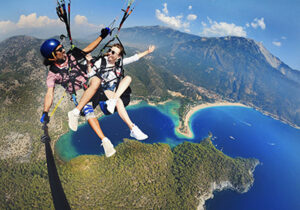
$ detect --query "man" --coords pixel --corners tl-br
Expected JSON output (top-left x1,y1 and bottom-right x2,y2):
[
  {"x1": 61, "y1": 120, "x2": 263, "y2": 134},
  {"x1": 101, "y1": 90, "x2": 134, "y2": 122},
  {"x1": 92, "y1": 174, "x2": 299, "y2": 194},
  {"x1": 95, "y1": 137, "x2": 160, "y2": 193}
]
[
  {"x1": 68, "y1": 43, "x2": 156, "y2": 140},
  {"x1": 40, "y1": 28, "x2": 116, "y2": 157}
]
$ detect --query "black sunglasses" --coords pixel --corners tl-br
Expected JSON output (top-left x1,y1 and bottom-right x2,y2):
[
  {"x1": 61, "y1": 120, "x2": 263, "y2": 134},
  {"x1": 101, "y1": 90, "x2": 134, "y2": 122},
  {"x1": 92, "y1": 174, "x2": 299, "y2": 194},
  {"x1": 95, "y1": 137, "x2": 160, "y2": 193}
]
[
  {"x1": 55, "y1": 46, "x2": 64, "y2": 53},
  {"x1": 107, "y1": 48, "x2": 117, "y2": 55}
]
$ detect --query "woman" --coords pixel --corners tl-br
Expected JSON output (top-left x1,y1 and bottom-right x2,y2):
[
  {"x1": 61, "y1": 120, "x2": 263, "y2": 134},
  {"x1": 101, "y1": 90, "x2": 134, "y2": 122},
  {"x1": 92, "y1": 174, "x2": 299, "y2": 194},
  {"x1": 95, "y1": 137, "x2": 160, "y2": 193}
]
[{"x1": 68, "y1": 43, "x2": 156, "y2": 140}]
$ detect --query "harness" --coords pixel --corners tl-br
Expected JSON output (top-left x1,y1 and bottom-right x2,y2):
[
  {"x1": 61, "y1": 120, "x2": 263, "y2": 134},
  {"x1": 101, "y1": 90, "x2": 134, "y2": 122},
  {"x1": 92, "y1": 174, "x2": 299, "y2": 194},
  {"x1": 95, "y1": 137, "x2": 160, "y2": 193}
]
[
  {"x1": 95, "y1": 56, "x2": 124, "y2": 90},
  {"x1": 50, "y1": 48, "x2": 88, "y2": 96}
]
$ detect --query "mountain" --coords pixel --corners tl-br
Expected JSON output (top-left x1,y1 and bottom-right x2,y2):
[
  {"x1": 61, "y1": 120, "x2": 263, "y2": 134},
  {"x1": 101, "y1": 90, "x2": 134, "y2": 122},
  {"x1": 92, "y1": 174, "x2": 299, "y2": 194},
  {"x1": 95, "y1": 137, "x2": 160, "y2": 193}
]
[
  {"x1": 0, "y1": 34, "x2": 207, "y2": 162},
  {"x1": 0, "y1": 29, "x2": 299, "y2": 159},
  {"x1": 119, "y1": 25, "x2": 199, "y2": 49},
  {"x1": 117, "y1": 26, "x2": 300, "y2": 127}
]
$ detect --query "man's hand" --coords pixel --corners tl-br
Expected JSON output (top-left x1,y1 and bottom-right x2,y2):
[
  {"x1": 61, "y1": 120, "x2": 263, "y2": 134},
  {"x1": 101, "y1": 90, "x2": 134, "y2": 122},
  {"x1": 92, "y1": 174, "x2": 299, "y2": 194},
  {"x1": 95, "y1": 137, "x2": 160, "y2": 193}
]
[
  {"x1": 100, "y1": 27, "x2": 111, "y2": 39},
  {"x1": 40, "y1": 112, "x2": 50, "y2": 124}
]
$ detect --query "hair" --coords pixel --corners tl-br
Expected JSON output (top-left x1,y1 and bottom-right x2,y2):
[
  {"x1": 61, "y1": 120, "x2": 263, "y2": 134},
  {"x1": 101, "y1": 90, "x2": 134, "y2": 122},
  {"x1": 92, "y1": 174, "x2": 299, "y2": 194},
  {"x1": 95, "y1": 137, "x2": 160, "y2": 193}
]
[
  {"x1": 111, "y1": 43, "x2": 124, "y2": 57},
  {"x1": 43, "y1": 58, "x2": 54, "y2": 66}
]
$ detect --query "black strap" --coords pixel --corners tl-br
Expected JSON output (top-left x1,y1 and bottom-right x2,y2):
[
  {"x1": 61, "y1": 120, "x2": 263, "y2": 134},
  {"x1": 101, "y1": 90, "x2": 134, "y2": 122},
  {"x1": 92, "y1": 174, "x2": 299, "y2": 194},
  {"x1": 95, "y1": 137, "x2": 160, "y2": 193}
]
[
  {"x1": 41, "y1": 124, "x2": 71, "y2": 210},
  {"x1": 49, "y1": 53, "x2": 88, "y2": 96},
  {"x1": 96, "y1": 57, "x2": 124, "y2": 86}
]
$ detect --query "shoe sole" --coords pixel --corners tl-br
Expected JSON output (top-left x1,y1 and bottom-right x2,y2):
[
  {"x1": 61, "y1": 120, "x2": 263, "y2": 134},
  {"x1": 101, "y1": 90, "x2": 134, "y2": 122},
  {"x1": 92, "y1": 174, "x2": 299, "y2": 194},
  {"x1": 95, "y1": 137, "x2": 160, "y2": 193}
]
[
  {"x1": 68, "y1": 112, "x2": 78, "y2": 131},
  {"x1": 130, "y1": 134, "x2": 148, "y2": 141},
  {"x1": 105, "y1": 149, "x2": 116, "y2": 157}
]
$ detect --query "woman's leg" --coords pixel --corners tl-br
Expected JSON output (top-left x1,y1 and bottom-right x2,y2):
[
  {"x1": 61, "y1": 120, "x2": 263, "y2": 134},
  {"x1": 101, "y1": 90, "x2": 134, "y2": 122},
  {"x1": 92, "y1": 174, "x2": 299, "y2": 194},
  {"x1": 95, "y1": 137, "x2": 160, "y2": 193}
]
[
  {"x1": 106, "y1": 76, "x2": 132, "y2": 114},
  {"x1": 116, "y1": 98, "x2": 134, "y2": 130},
  {"x1": 113, "y1": 76, "x2": 132, "y2": 99},
  {"x1": 104, "y1": 90, "x2": 134, "y2": 129},
  {"x1": 105, "y1": 90, "x2": 148, "y2": 140}
]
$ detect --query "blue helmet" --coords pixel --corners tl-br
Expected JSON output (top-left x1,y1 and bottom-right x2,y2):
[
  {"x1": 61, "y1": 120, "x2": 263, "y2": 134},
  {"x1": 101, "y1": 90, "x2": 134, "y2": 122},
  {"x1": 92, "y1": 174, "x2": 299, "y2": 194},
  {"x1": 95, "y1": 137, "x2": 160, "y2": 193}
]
[{"x1": 40, "y1": 39, "x2": 60, "y2": 59}]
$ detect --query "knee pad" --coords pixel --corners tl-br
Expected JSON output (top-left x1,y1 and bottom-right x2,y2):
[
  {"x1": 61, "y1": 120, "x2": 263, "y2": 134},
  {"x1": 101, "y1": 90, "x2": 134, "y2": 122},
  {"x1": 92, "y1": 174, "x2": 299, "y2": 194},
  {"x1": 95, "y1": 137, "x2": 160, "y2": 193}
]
[{"x1": 83, "y1": 104, "x2": 96, "y2": 120}]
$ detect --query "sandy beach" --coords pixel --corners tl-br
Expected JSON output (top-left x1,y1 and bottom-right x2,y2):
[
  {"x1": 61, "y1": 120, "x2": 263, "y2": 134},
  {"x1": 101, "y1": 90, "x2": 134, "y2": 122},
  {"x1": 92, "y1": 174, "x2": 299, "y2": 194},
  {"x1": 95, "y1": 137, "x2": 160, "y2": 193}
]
[{"x1": 176, "y1": 102, "x2": 249, "y2": 138}]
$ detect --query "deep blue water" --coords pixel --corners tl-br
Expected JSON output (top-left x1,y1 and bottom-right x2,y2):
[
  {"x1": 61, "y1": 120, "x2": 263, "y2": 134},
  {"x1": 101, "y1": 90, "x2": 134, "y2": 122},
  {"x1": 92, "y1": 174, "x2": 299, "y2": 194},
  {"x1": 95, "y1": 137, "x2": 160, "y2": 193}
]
[{"x1": 56, "y1": 104, "x2": 300, "y2": 210}]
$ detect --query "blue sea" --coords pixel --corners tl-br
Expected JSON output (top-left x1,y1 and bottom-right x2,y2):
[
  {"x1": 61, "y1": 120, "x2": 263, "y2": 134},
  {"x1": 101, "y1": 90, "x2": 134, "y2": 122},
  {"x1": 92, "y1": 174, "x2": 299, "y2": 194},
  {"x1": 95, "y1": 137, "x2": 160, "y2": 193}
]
[{"x1": 55, "y1": 101, "x2": 300, "y2": 210}]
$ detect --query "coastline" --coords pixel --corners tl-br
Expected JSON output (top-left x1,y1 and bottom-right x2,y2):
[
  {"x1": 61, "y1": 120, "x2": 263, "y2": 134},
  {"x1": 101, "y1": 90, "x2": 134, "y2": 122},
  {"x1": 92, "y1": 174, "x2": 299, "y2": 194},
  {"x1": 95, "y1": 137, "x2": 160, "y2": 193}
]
[
  {"x1": 176, "y1": 102, "x2": 249, "y2": 138},
  {"x1": 197, "y1": 181, "x2": 234, "y2": 210},
  {"x1": 197, "y1": 159, "x2": 259, "y2": 210}
]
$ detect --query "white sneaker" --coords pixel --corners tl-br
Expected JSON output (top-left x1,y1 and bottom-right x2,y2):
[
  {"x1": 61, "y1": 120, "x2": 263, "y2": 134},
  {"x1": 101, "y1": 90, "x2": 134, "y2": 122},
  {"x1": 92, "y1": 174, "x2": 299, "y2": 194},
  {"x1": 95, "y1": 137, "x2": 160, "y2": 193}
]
[
  {"x1": 68, "y1": 109, "x2": 80, "y2": 131},
  {"x1": 101, "y1": 137, "x2": 116, "y2": 157},
  {"x1": 130, "y1": 124, "x2": 148, "y2": 140},
  {"x1": 106, "y1": 98, "x2": 117, "y2": 114}
]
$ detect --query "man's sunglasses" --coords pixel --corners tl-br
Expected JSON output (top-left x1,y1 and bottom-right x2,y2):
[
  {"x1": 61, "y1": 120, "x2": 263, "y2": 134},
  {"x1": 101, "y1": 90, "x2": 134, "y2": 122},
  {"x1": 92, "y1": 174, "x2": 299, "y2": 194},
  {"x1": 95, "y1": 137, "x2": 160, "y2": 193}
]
[
  {"x1": 55, "y1": 46, "x2": 64, "y2": 53},
  {"x1": 107, "y1": 49, "x2": 117, "y2": 55}
]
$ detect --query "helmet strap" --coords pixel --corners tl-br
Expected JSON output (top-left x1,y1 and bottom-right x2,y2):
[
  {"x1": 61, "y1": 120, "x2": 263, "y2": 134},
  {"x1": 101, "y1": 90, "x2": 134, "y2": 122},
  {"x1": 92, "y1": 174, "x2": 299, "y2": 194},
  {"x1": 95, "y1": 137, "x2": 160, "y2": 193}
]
[{"x1": 48, "y1": 52, "x2": 57, "y2": 62}]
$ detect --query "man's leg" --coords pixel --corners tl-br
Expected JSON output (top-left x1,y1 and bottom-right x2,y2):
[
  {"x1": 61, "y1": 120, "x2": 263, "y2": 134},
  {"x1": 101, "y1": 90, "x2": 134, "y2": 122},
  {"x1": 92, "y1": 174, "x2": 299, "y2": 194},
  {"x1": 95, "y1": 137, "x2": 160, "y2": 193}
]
[
  {"x1": 84, "y1": 103, "x2": 116, "y2": 157},
  {"x1": 78, "y1": 77, "x2": 101, "y2": 111},
  {"x1": 87, "y1": 117, "x2": 105, "y2": 139},
  {"x1": 68, "y1": 77, "x2": 101, "y2": 131}
]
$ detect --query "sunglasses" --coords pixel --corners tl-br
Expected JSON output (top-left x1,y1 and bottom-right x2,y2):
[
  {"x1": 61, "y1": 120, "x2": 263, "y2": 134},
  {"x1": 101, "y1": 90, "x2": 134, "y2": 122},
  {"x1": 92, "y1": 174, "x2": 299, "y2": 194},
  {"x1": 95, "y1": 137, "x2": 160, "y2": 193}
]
[
  {"x1": 107, "y1": 49, "x2": 117, "y2": 55},
  {"x1": 55, "y1": 46, "x2": 64, "y2": 53}
]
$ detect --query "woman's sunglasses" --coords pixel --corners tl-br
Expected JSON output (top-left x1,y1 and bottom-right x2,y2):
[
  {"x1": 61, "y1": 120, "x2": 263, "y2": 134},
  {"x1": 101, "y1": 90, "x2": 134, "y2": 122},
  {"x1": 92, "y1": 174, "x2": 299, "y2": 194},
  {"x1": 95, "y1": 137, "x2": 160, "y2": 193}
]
[{"x1": 107, "y1": 49, "x2": 117, "y2": 55}]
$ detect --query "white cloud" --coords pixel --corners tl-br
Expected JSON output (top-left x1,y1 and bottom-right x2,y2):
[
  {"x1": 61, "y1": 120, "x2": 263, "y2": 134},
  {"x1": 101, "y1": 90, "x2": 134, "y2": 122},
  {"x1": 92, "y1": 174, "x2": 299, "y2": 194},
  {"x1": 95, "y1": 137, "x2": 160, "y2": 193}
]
[
  {"x1": 272, "y1": 41, "x2": 281, "y2": 46},
  {"x1": 281, "y1": 36, "x2": 287, "y2": 40},
  {"x1": 74, "y1": 15, "x2": 100, "y2": 29},
  {"x1": 155, "y1": 9, "x2": 183, "y2": 28},
  {"x1": 251, "y1": 17, "x2": 266, "y2": 30},
  {"x1": 188, "y1": 5, "x2": 192, "y2": 10},
  {"x1": 184, "y1": 28, "x2": 191, "y2": 33},
  {"x1": 0, "y1": 13, "x2": 103, "y2": 41},
  {"x1": 162, "y1": 3, "x2": 168, "y2": 14},
  {"x1": 74, "y1": 15, "x2": 88, "y2": 25},
  {"x1": 187, "y1": 14, "x2": 197, "y2": 21},
  {"x1": 0, "y1": 13, "x2": 62, "y2": 34},
  {"x1": 17, "y1": 13, "x2": 61, "y2": 28},
  {"x1": 0, "y1": 20, "x2": 15, "y2": 33},
  {"x1": 245, "y1": 23, "x2": 250, "y2": 27},
  {"x1": 0, "y1": 13, "x2": 64, "y2": 40},
  {"x1": 200, "y1": 18, "x2": 247, "y2": 37},
  {"x1": 155, "y1": 3, "x2": 195, "y2": 32}
]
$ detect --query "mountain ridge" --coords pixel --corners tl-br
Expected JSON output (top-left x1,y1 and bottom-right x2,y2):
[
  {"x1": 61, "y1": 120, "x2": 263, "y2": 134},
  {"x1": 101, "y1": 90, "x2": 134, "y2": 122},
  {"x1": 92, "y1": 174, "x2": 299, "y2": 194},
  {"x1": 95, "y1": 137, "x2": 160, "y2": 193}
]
[{"x1": 111, "y1": 26, "x2": 299, "y2": 126}]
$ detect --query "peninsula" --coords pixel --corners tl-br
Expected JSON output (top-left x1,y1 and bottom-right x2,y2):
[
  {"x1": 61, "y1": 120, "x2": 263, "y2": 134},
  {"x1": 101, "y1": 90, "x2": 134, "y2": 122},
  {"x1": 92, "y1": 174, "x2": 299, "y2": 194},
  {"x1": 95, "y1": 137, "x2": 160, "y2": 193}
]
[
  {"x1": 0, "y1": 136, "x2": 259, "y2": 209},
  {"x1": 176, "y1": 102, "x2": 249, "y2": 138}
]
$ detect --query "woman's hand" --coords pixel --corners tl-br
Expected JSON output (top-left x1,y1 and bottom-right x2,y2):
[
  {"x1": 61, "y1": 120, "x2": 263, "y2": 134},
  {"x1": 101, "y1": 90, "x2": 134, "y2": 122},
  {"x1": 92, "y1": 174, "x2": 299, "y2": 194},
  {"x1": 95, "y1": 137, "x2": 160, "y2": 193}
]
[{"x1": 148, "y1": 45, "x2": 156, "y2": 53}]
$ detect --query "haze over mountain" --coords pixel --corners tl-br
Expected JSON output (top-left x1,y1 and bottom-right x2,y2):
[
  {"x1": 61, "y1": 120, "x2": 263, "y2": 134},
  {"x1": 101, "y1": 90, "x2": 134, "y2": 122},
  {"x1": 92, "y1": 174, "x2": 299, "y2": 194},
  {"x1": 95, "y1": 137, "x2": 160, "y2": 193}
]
[
  {"x1": 118, "y1": 26, "x2": 300, "y2": 127},
  {"x1": 1, "y1": 25, "x2": 299, "y2": 138}
]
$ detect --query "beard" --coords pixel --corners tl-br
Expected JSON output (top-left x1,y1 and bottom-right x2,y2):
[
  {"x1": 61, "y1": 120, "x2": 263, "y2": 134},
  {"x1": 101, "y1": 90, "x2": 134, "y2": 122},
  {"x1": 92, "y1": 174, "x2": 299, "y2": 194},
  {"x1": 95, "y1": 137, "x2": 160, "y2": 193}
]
[{"x1": 56, "y1": 55, "x2": 66, "y2": 64}]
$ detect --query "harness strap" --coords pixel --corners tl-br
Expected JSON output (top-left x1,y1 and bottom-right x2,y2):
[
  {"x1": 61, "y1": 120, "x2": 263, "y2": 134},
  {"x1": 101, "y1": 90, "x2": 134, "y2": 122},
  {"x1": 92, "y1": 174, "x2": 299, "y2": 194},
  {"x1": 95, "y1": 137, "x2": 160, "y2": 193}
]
[{"x1": 96, "y1": 57, "x2": 124, "y2": 87}]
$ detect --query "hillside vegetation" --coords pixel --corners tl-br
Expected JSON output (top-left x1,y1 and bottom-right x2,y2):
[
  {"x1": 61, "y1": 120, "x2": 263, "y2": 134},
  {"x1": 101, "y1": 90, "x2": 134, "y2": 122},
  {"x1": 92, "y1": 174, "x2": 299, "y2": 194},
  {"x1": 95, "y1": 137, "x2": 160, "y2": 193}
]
[{"x1": 0, "y1": 138, "x2": 258, "y2": 209}]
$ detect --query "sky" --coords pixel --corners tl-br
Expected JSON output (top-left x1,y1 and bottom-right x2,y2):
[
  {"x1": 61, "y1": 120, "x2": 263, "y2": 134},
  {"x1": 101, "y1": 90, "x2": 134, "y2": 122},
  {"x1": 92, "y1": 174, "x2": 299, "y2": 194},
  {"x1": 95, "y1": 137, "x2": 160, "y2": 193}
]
[{"x1": 0, "y1": 0, "x2": 299, "y2": 70}]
